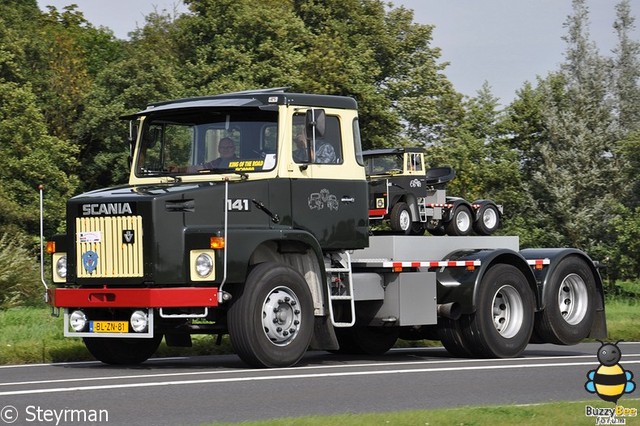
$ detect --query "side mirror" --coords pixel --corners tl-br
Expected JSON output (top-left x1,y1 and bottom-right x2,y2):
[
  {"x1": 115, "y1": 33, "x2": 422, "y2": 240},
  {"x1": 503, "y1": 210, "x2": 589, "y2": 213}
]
[{"x1": 305, "y1": 109, "x2": 325, "y2": 139}]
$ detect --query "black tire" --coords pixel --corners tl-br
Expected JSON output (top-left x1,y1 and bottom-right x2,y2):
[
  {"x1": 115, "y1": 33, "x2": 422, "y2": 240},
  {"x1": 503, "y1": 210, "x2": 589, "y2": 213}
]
[
  {"x1": 460, "y1": 264, "x2": 534, "y2": 358},
  {"x1": 426, "y1": 223, "x2": 446, "y2": 236},
  {"x1": 83, "y1": 335, "x2": 163, "y2": 365},
  {"x1": 227, "y1": 262, "x2": 313, "y2": 368},
  {"x1": 473, "y1": 204, "x2": 501, "y2": 235},
  {"x1": 445, "y1": 205, "x2": 473, "y2": 236},
  {"x1": 438, "y1": 317, "x2": 474, "y2": 357},
  {"x1": 409, "y1": 221, "x2": 425, "y2": 236},
  {"x1": 334, "y1": 325, "x2": 399, "y2": 355},
  {"x1": 533, "y1": 256, "x2": 596, "y2": 345},
  {"x1": 390, "y1": 202, "x2": 412, "y2": 234}
]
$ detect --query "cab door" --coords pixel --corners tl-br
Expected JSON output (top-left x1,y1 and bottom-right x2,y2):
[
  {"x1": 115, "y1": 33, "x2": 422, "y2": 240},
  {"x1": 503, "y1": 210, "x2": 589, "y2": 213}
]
[{"x1": 288, "y1": 110, "x2": 368, "y2": 250}]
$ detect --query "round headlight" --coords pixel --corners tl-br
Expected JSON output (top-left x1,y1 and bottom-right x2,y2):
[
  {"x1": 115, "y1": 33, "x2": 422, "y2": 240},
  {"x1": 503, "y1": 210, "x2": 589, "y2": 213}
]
[
  {"x1": 195, "y1": 253, "x2": 213, "y2": 278},
  {"x1": 130, "y1": 310, "x2": 149, "y2": 333},
  {"x1": 56, "y1": 255, "x2": 67, "y2": 278},
  {"x1": 69, "y1": 310, "x2": 87, "y2": 332}
]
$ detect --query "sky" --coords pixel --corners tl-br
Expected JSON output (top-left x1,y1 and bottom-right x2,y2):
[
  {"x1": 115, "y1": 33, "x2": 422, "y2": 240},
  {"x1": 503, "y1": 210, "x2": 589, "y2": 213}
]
[{"x1": 35, "y1": 0, "x2": 639, "y2": 105}]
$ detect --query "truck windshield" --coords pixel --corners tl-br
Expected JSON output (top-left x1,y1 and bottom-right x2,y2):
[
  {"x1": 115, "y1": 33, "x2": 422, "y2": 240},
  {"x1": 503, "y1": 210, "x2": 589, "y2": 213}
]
[
  {"x1": 364, "y1": 154, "x2": 403, "y2": 176},
  {"x1": 135, "y1": 108, "x2": 278, "y2": 177}
]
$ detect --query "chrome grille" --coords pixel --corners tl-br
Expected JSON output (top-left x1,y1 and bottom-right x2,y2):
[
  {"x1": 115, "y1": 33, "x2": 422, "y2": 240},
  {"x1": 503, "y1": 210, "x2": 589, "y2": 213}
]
[{"x1": 76, "y1": 216, "x2": 144, "y2": 278}]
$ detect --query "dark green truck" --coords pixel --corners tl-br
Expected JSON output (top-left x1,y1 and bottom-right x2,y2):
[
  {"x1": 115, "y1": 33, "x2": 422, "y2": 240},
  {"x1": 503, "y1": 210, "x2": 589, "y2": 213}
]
[{"x1": 45, "y1": 89, "x2": 606, "y2": 367}]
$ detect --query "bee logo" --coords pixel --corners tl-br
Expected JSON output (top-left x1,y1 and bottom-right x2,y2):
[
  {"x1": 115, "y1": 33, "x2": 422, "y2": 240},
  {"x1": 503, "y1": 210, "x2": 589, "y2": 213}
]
[{"x1": 585, "y1": 340, "x2": 635, "y2": 404}]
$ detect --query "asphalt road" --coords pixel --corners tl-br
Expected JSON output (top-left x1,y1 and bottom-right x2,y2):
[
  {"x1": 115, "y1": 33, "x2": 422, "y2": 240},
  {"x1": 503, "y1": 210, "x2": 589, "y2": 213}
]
[{"x1": 1, "y1": 342, "x2": 639, "y2": 426}]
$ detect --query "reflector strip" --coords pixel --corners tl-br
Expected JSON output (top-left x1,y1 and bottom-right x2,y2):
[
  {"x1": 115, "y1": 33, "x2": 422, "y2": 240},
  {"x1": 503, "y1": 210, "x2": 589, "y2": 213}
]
[
  {"x1": 527, "y1": 258, "x2": 551, "y2": 270},
  {"x1": 384, "y1": 260, "x2": 481, "y2": 269},
  {"x1": 527, "y1": 259, "x2": 551, "y2": 267},
  {"x1": 426, "y1": 203, "x2": 454, "y2": 208}
]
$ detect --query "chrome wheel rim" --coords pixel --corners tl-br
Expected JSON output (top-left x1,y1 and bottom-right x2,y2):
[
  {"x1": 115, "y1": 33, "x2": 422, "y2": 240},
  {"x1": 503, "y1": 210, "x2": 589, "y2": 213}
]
[
  {"x1": 492, "y1": 285, "x2": 524, "y2": 338},
  {"x1": 262, "y1": 286, "x2": 301, "y2": 346},
  {"x1": 558, "y1": 273, "x2": 588, "y2": 325}
]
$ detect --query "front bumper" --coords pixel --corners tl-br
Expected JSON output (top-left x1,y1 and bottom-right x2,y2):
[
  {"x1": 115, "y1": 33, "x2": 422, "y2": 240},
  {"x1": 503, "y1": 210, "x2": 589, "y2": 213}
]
[{"x1": 48, "y1": 287, "x2": 219, "y2": 308}]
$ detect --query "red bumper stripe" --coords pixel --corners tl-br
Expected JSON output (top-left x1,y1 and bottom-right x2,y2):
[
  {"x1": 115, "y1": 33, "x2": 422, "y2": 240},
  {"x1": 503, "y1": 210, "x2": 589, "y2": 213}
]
[
  {"x1": 368, "y1": 209, "x2": 387, "y2": 217},
  {"x1": 49, "y1": 287, "x2": 219, "y2": 308}
]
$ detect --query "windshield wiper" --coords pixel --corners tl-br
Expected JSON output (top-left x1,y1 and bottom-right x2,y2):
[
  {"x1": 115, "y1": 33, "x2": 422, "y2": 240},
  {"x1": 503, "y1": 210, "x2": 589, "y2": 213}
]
[
  {"x1": 139, "y1": 170, "x2": 181, "y2": 182},
  {"x1": 197, "y1": 168, "x2": 249, "y2": 180}
]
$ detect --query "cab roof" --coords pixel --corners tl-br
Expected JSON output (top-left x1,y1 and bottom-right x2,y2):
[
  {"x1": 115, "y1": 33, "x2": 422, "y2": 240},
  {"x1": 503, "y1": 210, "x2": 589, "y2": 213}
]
[
  {"x1": 121, "y1": 88, "x2": 358, "y2": 119},
  {"x1": 362, "y1": 147, "x2": 425, "y2": 157}
]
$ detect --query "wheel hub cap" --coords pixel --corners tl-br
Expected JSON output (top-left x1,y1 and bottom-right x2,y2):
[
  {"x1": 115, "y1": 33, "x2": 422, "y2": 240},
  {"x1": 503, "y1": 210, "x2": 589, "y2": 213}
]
[
  {"x1": 399, "y1": 210, "x2": 411, "y2": 230},
  {"x1": 492, "y1": 285, "x2": 524, "y2": 338},
  {"x1": 262, "y1": 287, "x2": 301, "y2": 346},
  {"x1": 482, "y1": 208, "x2": 497, "y2": 228},
  {"x1": 558, "y1": 273, "x2": 588, "y2": 325}
]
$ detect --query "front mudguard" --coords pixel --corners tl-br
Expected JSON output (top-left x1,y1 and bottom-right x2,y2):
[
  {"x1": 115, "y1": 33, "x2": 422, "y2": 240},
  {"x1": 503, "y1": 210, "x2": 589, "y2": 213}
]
[
  {"x1": 185, "y1": 227, "x2": 325, "y2": 284},
  {"x1": 443, "y1": 197, "x2": 472, "y2": 222}
]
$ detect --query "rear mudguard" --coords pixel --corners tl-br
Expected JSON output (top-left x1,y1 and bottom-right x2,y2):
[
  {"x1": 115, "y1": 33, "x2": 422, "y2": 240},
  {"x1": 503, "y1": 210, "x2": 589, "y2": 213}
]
[
  {"x1": 444, "y1": 197, "x2": 473, "y2": 222},
  {"x1": 435, "y1": 248, "x2": 539, "y2": 315},
  {"x1": 435, "y1": 247, "x2": 606, "y2": 340},
  {"x1": 471, "y1": 199, "x2": 503, "y2": 219},
  {"x1": 520, "y1": 248, "x2": 606, "y2": 339}
]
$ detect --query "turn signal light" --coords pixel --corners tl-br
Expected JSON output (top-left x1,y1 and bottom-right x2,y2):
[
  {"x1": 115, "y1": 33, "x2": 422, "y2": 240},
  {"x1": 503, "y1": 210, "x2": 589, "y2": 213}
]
[
  {"x1": 46, "y1": 241, "x2": 56, "y2": 253},
  {"x1": 210, "y1": 236, "x2": 225, "y2": 249}
]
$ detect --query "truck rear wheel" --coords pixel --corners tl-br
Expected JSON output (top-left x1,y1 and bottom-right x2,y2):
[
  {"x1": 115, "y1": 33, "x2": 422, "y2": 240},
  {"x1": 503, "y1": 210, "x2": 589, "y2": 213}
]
[
  {"x1": 533, "y1": 256, "x2": 596, "y2": 345},
  {"x1": 390, "y1": 202, "x2": 412, "y2": 234},
  {"x1": 473, "y1": 204, "x2": 501, "y2": 235},
  {"x1": 461, "y1": 264, "x2": 534, "y2": 358},
  {"x1": 445, "y1": 205, "x2": 472, "y2": 236},
  {"x1": 83, "y1": 335, "x2": 162, "y2": 365},
  {"x1": 439, "y1": 317, "x2": 473, "y2": 357},
  {"x1": 228, "y1": 262, "x2": 313, "y2": 368}
]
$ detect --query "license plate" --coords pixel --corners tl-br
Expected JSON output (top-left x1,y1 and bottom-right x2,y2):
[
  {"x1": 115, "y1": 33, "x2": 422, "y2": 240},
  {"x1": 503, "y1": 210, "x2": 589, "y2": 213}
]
[{"x1": 90, "y1": 321, "x2": 129, "y2": 333}]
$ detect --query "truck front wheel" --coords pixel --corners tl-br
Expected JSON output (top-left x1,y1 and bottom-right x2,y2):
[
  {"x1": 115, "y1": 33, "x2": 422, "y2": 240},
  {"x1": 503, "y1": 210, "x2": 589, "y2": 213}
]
[
  {"x1": 228, "y1": 262, "x2": 313, "y2": 368},
  {"x1": 83, "y1": 335, "x2": 162, "y2": 365},
  {"x1": 461, "y1": 264, "x2": 534, "y2": 358},
  {"x1": 390, "y1": 202, "x2": 412, "y2": 234},
  {"x1": 533, "y1": 256, "x2": 596, "y2": 345}
]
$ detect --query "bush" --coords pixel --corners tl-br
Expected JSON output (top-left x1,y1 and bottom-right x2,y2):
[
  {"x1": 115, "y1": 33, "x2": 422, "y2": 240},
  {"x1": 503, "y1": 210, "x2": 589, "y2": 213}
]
[{"x1": 0, "y1": 234, "x2": 44, "y2": 309}]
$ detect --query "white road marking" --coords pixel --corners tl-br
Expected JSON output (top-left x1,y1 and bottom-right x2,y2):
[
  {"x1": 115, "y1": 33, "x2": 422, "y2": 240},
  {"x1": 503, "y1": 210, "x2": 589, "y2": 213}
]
[
  {"x1": 3, "y1": 353, "x2": 639, "y2": 388},
  {"x1": 2, "y1": 359, "x2": 640, "y2": 397}
]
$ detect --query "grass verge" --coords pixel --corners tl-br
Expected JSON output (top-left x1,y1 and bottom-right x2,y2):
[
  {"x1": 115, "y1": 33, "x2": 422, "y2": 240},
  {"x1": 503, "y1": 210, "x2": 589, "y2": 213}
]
[
  {"x1": 0, "y1": 281, "x2": 638, "y2": 365},
  {"x1": 205, "y1": 400, "x2": 640, "y2": 426}
]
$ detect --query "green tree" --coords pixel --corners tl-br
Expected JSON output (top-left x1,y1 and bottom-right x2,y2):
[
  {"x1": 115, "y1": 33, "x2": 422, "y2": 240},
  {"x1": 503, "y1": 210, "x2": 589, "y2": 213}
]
[
  {"x1": 178, "y1": 0, "x2": 459, "y2": 149},
  {"x1": 611, "y1": 0, "x2": 640, "y2": 134},
  {"x1": 516, "y1": 0, "x2": 616, "y2": 251},
  {"x1": 0, "y1": 81, "x2": 78, "y2": 237},
  {"x1": 73, "y1": 9, "x2": 184, "y2": 190},
  {"x1": 610, "y1": 0, "x2": 640, "y2": 208},
  {"x1": 500, "y1": 81, "x2": 565, "y2": 247}
]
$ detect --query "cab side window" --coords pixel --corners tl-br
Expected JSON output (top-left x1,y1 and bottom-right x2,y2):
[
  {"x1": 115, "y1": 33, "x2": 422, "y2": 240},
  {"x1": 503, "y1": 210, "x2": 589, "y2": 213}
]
[{"x1": 292, "y1": 113, "x2": 342, "y2": 164}]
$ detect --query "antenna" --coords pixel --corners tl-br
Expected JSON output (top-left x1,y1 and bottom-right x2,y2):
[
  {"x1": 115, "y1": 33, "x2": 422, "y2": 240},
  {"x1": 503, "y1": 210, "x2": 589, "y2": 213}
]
[{"x1": 38, "y1": 185, "x2": 49, "y2": 301}]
